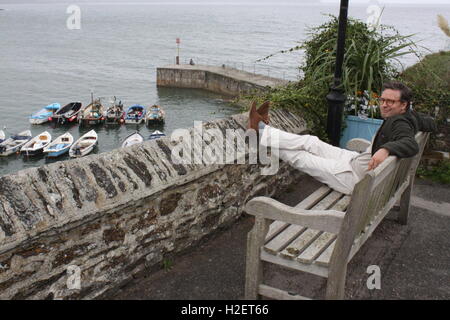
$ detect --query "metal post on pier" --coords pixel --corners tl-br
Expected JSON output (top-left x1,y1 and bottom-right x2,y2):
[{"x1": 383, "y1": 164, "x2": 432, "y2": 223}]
[{"x1": 176, "y1": 38, "x2": 180, "y2": 65}]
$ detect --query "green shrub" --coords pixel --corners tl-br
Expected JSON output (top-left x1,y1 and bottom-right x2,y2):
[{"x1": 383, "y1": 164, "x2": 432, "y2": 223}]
[
  {"x1": 417, "y1": 160, "x2": 450, "y2": 185},
  {"x1": 249, "y1": 15, "x2": 418, "y2": 140}
]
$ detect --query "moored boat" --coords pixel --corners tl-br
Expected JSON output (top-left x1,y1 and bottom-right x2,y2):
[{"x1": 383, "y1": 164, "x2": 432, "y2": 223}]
[
  {"x1": 148, "y1": 130, "x2": 166, "y2": 140},
  {"x1": 43, "y1": 132, "x2": 74, "y2": 158},
  {"x1": 69, "y1": 130, "x2": 98, "y2": 157},
  {"x1": 145, "y1": 105, "x2": 165, "y2": 125},
  {"x1": 105, "y1": 97, "x2": 125, "y2": 125},
  {"x1": 0, "y1": 130, "x2": 32, "y2": 156},
  {"x1": 79, "y1": 99, "x2": 106, "y2": 126},
  {"x1": 124, "y1": 104, "x2": 146, "y2": 124},
  {"x1": 29, "y1": 103, "x2": 60, "y2": 125},
  {"x1": 50, "y1": 102, "x2": 82, "y2": 125},
  {"x1": 122, "y1": 131, "x2": 144, "y2": 148},
  {"x1": 20, "y1": 131, "x2": 52, "y2": 156}
]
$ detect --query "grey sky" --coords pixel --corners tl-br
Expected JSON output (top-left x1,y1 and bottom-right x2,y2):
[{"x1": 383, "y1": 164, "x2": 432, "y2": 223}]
[{"x1": 1, "y1": 0, "x2": 449, "y2": 4}]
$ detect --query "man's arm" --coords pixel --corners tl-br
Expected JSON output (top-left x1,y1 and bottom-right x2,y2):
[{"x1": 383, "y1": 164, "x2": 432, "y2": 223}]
[
  {"x1": 368, "y1": 118, "x2": 419, "y2": 170},
  {"x1": 380, "y1": 118, "x2": 419, "y2": 158}
]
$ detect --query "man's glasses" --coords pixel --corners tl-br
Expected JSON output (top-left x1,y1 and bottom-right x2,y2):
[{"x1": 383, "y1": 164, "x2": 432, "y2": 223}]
[{"x1": 377, "y1": 98, "x2": 402, "y2": 106}]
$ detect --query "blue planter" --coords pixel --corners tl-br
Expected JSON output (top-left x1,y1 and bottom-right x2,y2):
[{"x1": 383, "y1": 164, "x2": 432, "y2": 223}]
[{"x1": 340, "y1": 115, "x2": 383, "y2": 149}]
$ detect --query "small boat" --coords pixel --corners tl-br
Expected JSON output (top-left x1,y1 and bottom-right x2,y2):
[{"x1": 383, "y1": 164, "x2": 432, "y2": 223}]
[
  {"x1": 50, "y1": 102, "x2": 83, "y2": 124},
  {"x1": 124, "y1": 105, "x2": 146, "y2": 124},
  {"x1": 122, "y1": 131, "x2": 144, "y2": 148},
  {"x1": 43, "y1": 132, "x2": 74, "y2": 158},
  {"x1": 148, "y1": 130, "x2": 166, "y2": 140},
  {"x1": 145, "y1": 105, "x2": 165, "y2": 125},
  {"x1": 79, "y1": 98, "x2": 106, "y2": 126},
  {"x1": 0, "y1": 130, "x2": 32, "y2": 156},
  {"x1": 29, "y1": 103, "x2": 61, "y2": 125},
  {"x1": 69, "y1": 130, "x2": 98, "y2": 158},
  {"x1": 0, "y1": 130, "x2": 5, "y2": 144},
  {"x1": 20, "y1": 131, "x2": 52, "y2": 156},
  {"x1": 105, "y1": 97, "x2": 125, "y2": 125}
]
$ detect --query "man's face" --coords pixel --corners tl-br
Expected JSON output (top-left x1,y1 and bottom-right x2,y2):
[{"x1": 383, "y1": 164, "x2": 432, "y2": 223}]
[{"x1": 379, "y1": 89, "x2": 408, "y2": 119}]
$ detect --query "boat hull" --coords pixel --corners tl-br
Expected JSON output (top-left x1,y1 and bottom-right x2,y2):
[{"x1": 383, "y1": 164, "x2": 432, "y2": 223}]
[
  {"x1": 80, "y1": 118, "x2": 105, "y2": 126},
  {"x1": 29, "y1": 118, "x2": 49, "y2": 125},
  {"x1": 45, "y1": 147, "x2": 70, "y2": 158},
  {"x1": 0, "y1": 144, "x2": 26, "y2": 156},
  {"x1": 124, "y1": 118, "x2": 144, "y2": 124},
  {"x1": 69, "y1": 144, "x2": 96, "y2": 157},
  {"x1": 21, "y1": 148, "x2": 45, "y2": 157}
]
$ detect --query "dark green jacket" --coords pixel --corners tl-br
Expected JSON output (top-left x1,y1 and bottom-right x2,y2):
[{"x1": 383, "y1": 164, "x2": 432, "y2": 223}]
[{"x1": 371, "y1": 109, "x2": 437, "y2": 158}]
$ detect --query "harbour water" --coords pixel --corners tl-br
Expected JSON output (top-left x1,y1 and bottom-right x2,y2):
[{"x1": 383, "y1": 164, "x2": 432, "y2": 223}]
[{"x1": 0, "y1": 1, "x2": 448, "y2": 176}]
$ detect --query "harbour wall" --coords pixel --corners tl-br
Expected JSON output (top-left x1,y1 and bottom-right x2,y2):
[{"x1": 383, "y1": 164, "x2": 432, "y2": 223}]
[
  {"x1": 156, "y1": 64, "x2": 289, "y2": 96},
  {"x1": 0, "y1": 109, "x2": 307, "y2": 299}
]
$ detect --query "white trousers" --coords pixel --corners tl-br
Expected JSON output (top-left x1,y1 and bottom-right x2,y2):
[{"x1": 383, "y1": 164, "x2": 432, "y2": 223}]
[{"x1": 260, "y1": 126, "x2": 370, "y2": 195}]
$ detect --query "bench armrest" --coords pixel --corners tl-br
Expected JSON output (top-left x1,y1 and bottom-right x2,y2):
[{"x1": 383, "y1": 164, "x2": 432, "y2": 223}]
[{"x1": 245, "y1": 196, "x2": 345, "y2": 234}]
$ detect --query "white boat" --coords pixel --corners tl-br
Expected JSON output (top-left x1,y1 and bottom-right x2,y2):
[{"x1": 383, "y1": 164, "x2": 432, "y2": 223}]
[
  {"x1": 20, "y1": 131, "x2": 52, "y2": 156},
  {"x1": 0, "y1": 130, "x2": 32, "y2": 156},
  {"x1": 148, "y1": 130, "x2": 166, "y2": 140},
  {"x1": 69, "y1": 130, "x2": 98, "y2": 158},
  {"x1": 122, "y1": 131, "x2": 144, "y2": 148},
  {"x1": 29, "y1": 103, "x2": 61, "y2": 125},
  {"x1": 43, "y1": 132, "x2": 74, "y2": 158},
  {"x1": 0, "y1": 130, "x2": 5, "y2": 143}
]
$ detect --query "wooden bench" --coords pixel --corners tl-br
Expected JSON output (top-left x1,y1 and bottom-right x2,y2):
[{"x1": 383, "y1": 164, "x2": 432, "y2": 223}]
[{"x1": 244, "y1": 132, "x2": 429, "y2": 300}]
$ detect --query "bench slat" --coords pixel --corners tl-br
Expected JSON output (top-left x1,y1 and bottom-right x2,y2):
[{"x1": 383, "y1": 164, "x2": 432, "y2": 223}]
[
  {"x1": 315, "y1": 239, "x2": 336, "y2": 267},
  {"x1": 264, "y1": 225, "x2": 306, "y2": 254},
  {"x1": 274, "y1": 194, "x2": 351, "y2": 261},
  {"x1": 265, "y1": 186, "x2": 331, "y2": 242},
  {"x1": 264, "y1": 189, "x2": 343, "y2": 254},
  {"x1": 297, "y1": 232, "x2": 337, "y2": 264},
  {"x1": 280, "y1": 229, "x2": 322, "y2": 259}
]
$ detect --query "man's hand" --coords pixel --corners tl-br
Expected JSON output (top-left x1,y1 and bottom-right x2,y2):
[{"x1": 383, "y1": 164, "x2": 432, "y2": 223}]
[{"x1": 368, "y1": 148, "x2": 390, "y2": 171}]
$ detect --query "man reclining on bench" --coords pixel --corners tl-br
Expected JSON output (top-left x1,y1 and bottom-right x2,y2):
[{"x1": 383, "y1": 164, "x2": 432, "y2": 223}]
[{"x1": 248, "y1": 81, "x2": 437, "y2": 195}]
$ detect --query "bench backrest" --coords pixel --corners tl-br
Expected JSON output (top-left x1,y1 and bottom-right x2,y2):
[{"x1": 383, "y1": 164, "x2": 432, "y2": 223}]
[{"x1": 329, "y1": 132, "x2": 429, "y2": 271}]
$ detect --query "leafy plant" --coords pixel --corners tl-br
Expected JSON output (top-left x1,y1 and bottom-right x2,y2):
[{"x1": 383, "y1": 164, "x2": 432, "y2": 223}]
[
  {"x1": 250, "y1": 15, "x2": 418, "y2": 140},
  {"x1": 417, "y1": 160, "x2": 450, "y2": 185}
]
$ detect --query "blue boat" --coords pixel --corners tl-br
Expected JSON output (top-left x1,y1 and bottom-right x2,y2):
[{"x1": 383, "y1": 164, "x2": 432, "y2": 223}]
[
  {"x1": 29, "y1": 103, "x2": 61, "y2": 125},
  {"x1": 43, "y1": 132, "x2": 74, "y2": 158},
  {"x1": 124, "y1": 105, "x2": 146, "y2": 124}
]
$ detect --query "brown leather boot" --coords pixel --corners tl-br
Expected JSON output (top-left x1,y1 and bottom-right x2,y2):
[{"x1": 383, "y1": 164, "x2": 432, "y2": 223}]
[
  {"x1": 247, "y1": 101, "x2": 264, "y2": 130},
  {"x1": 257, "y1": 101, "x2": 270, "y2": 124}
]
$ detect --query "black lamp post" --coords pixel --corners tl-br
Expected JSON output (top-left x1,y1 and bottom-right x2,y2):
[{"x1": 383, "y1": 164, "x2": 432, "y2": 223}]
[{"x1": 326, "y1": 0, "x2": 349, "y2": 146}]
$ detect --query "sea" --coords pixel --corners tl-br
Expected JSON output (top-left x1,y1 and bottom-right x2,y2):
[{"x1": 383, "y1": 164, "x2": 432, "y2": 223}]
[{"x1": 0, "y1": 1, "x2": 449, "y2": 176}]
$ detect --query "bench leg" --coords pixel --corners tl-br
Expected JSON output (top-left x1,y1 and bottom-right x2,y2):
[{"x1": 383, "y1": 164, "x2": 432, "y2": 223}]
[
  {"x1": 245, "y1": 217, "x2": 269, "y2": 299},
  {"x1": 325, "y1": 264, "x2": 347, "y2": 300},
  {"x1": 398, "y1": 181, "x2": 413, "y2": 225}
]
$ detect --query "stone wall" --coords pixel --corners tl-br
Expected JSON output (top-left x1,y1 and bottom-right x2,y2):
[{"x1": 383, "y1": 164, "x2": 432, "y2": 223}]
[{"x1": 0, "y1": 110, "x2": 307, "y2": 300}]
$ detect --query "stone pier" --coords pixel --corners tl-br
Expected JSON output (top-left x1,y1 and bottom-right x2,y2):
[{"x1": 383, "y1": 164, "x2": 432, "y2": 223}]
[{"x1": 157, "y1": 64, "x2": 289, "y2": 96}]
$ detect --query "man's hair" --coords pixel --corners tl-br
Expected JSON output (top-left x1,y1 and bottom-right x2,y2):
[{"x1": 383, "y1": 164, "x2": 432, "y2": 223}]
[{"x1": 382, "y1": 81, "x2": 413, "y2": 109}]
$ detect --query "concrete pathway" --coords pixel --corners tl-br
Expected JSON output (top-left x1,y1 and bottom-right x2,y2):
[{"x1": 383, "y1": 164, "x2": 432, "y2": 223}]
[{"x1": 101, "y1": 176, "x2": 450, "y2": 300}]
